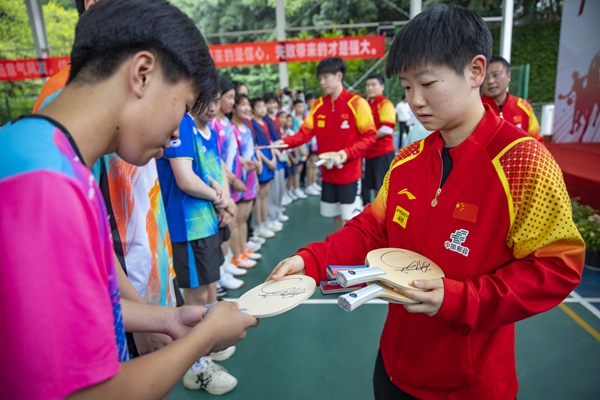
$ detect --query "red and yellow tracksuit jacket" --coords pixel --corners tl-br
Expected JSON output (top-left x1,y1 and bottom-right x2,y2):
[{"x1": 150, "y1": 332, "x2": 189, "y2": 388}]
[
  {"x1": 366, "y1": 94, "x2": 396, "y2": 160},
  {"x1": 296, "y1": 108, "x2": 584, "y2": 399},
  {"x1": 283, "y1": 88, "x2": 377, "y2": 185},
  {"x1": 482, "y1": 93, "x2": 543, "y2": 142}
]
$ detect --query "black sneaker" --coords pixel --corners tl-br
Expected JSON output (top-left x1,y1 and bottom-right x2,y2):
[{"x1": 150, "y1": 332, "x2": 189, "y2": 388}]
[{"x1": 216, "y1": 283, "x2": 228, "y2": 297}]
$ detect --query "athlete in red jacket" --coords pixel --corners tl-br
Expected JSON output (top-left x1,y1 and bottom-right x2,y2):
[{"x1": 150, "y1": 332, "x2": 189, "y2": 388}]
[
  {"x1": 269, "y1": 5, "x2": 584, "y2": 399},
  {"x1": 482, "y1": 55, "x2": 544, "y2": 142},
  {"x1": 280, "y1": 57, "x2": 377, "y2": 231}
]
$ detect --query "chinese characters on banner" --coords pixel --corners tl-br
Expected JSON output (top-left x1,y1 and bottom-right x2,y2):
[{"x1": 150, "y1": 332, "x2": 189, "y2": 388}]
[
  {"x1": 0, "y1": 56, "x2": 70, "y2": 81},
  {"x1": 209, "y1": 35, "x2": 386, "y2": 68},
  {"x1": 0, "y1": 35, "x2": 386, "y2": 81}
]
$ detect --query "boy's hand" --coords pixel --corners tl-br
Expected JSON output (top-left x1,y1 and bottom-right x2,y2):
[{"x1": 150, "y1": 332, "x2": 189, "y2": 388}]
[
  {"x1": 202, "y1": 301, "x2": 259, "y2": 353},
  {"x1": 267, "y1": 255, "x2": 306, "y2": 281},
  {"x1": 218, "y1": 210, "x2": 233, "y2": 227},
  {"x1": 212, "y1": 190, "x2": 228, "y2": 210},
  {"x1": 165, "y1": 305, "x2": 208, "y2": 340},
  {"x1": 336, "y1": 150, "x2": 348, "y2": 165},
  {"x1": 242, "y1": 158, "x2": 256, "y2": 172},
  {"x1": 393, "y1": 278, "x2": 445, "y2": 317}
]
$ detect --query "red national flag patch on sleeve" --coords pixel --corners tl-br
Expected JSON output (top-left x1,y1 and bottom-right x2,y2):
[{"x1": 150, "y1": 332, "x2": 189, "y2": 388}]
[{"x1": 452, "y1": 202, "x2": 478, "y2": 223}]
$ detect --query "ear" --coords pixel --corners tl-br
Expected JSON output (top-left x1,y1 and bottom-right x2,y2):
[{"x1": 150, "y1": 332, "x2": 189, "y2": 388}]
[
  {"x1": 468, "y1": 55, "x2": 487, "y2": 88},
  {"x1": 85, "y1": 0, "x2": 100, "y2": 10},
  {"x1": 507, "y1": 70, "x2": 512, "y2": 82},
  {"x1": 129, "y1": 51, "x2": 158, "y2": 99}
]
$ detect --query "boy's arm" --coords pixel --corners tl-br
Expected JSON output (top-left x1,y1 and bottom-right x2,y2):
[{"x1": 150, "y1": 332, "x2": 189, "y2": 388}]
[
  {"x1": 67, "y1": 301, "x2": 258, "y2": 400},
  {"x1": 376, "y1": 99, "x2": 396, "y2": 138},
  {"x1": 436, "y1": 142, "x2": 584, "y2": 336}
]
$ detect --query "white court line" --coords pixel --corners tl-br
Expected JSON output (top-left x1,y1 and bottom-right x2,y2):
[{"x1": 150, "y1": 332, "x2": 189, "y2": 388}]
[
  {"x1": 225, "y1": 295, "x2": 600, "y2": 318},
  {"x1": 568, "y1": 291, "x2": 600, "y2": 320}
]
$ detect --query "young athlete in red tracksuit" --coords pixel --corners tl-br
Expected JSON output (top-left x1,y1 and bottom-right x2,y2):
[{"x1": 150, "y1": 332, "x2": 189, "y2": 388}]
[{"x1": 269, "y1": 5, "x2": 584, "y2": 399}]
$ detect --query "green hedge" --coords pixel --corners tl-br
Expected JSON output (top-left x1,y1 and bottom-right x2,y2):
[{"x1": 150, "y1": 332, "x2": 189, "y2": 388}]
[{"x1": 490, "y1": 21, "x2": 560, "y2": 103}]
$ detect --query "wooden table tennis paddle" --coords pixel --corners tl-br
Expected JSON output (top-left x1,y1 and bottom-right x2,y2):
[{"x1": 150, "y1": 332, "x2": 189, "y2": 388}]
[
  {"x1": 336, "y1": 248, "x2": 445, "y2": 312},
  {"x1": 236, "y1": 275, "x2": 316, "y2": 318}
]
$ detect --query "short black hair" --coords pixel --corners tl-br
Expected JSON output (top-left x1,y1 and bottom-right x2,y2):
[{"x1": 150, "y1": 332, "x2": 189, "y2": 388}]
[
  {"x1": 250, "y1": 97, "x2": 265, "y2": 109},
  {"x1": 367, "y1": 73, "x2": 385, "y2": 85},
  {"x1": 69, "y1": 0, "x2": 218, "y2": 113},
  {"x1": 277, "y1": 110, "x2": 287, "y2": 117},
  {"x1": 75, "y1": 0, "x2": 85, "y2": 16},
  {"x1": 234, "y1": 93, "x2": 249, "y2": 108},
  {"x1": 293, "y1": 99, "x2": 304, "y2": 106},
  {"x1": 263, "y1": 92, "x2": 279, "y2": 104},
  {"x1": 219, "y1": 78, "x2": 235, "y2": 96},
  {"x1": 489, "y1": 55, "x2": 511, "y2": 73},
  {"x1": 316, "y1": 57, "x2": 346, "y2": 77},
  {"x1": 386, "y1": 4, "x2": 492, "y2": 78},
  {"x1": 305, "y1": 93, "x2": 315, "y2": 102}
]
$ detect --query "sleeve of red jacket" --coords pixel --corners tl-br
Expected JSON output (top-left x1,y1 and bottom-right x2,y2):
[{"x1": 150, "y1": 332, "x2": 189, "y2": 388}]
[
  {"x1": 436, "y1": 140, "x2": 585, "y2": 336},
  {"x1": 343, "y1": 96, "x2": 377, "y2": 160},
  {"x1": 283, "y1": 99, "x2": 321, "y2": 149},
  {"x1": 297, "y1": 205, "x2": 389, "y2": 283}
]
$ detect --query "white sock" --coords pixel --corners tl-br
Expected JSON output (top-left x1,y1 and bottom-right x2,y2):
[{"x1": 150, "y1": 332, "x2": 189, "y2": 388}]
[{"x1": 191, "y1": 357, "x2": 207, "y2": 372}]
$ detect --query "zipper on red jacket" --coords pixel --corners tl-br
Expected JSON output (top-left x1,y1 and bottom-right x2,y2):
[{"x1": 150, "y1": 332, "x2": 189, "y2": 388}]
[{"x1": 430, "y1": 148, "x2": 443, "y2": 207}]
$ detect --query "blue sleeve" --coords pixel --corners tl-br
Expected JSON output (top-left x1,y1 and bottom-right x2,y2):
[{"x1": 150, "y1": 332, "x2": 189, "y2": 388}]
[{"x1": 164, "y1": 115, "x2": 195, "y2": 159}]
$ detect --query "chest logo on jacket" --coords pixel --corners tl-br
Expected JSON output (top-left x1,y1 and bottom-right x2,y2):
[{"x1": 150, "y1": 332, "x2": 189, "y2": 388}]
[
  {"x1": 341, "y1": 120, "x2": 350, "y2": 129},
  {"x1": 393, "y1": 205, "x2": 410, "y2": 228},
  {"x1": 444, "y1": 229, "x2": 470, "y2": 256},
  {"x1": 398, "y1": 188, "x2": 416, "y2": 200}
]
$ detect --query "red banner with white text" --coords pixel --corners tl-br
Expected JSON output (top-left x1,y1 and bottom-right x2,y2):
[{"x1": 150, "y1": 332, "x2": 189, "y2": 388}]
[
  {"x1": 0, "y1": 35, "x2": 386, "y2": 81},
  {"x1": 0, "y1": 56, "x2": 70, "y2": 81}
]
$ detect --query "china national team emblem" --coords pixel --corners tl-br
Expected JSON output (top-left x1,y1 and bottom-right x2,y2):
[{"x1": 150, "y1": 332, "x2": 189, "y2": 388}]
[{"x1": 444, "y1": 229, "x2": 470, "y2": 256}]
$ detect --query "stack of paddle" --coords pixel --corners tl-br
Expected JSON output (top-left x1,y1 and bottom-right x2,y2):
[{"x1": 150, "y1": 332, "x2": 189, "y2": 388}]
[{"x1": 334, "y1": 248, "x2": 445, "y2": 312}]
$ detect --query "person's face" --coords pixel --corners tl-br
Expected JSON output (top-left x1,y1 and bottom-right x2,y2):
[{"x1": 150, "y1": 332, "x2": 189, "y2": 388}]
[
  {"x1": 278, "y1": 113, "x2": 287, "y2": 127},
  {"x1": 483, "y1": 61, "x2": 511, "y2": 99},
  {"x1": 318, "y1": 72, "x2": 343, "y2": 96},
  {"x1": 266, "y1": 99, "x2": 279, "y2": 114},
  {"x1": 294, "y1": 102, "x2": 305, "y2": 116},
  {"x1": 219, "y1": 89, "x2": 236, "y2": 114},
  {"x1": 234, "y1": 98, "x2": 251, "y2": 120},
  {"x1": 399, "y1": 63, "x2": 474, "y2": 135},
  {"x1": 237, "y1": 84, "x2": 248, "y2": 96},
  {"x1": 365, "y1": 78, "x2": 384, "y2": 99},
  {"x1": 119, "y1": 67, "x2": 196, "y2": 165},
  {"x1": 253, "y1": 101, "x2": 267, "y2": 118},
  {"x1": 198, "y1": 96, "x2": 220, "y2": 123},
  {"x1": 306, "y1": 98, "x2": 315, "y2": 108}
]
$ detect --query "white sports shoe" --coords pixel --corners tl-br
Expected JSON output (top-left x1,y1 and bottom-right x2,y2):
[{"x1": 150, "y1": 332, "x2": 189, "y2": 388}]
[
  {"x1": 311, "y1": 182, "x2": 322, "y2": 191},
  {"x1": 266, "y1": 220, "x2": 283, "y2": 232},
  {"x1": 287, "y1": 190, "x2": 298, "y2": 200},
  {"x1": 224, "y1": 262, "x2": 247, "y2": 276},
  {"x1": 281, "y1": 194, "x2": 292, "y2": 206},
  {"x1": 255, "y1": 225, "x2": 275, "y2": 238},
  {"x1": 246, "y1": 240, "x2": 261, "y2": 252},
  {"x1": 183, "y1": 359, "x2": 238, "y2": 394},
  {"x1": 209, "y1": 346, "x2": 236, "y2": 361},
  {"x1": 305, "y1": 185, "x2": 320, "y2": 196},
  {"x1": 219, "y1": 271, "x2": 244, "y2": 290},
  {"x1": 244, "y1": 248, "x2": 262, "y2": 260},
  {"x1": 293, "y1": 188, "x2": 307, "y2": 199},
  {"x1": 278, "y1": 214, "x2": 289, "y2": 222},
  {"x1": 249, "y1": 235, "x2": 266, "y2": 245}
]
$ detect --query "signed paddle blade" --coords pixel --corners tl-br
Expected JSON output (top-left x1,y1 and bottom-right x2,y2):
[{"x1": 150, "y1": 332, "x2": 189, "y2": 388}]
[{"x1": 237, "y1": 275, "x2": 316, "y2": 318}]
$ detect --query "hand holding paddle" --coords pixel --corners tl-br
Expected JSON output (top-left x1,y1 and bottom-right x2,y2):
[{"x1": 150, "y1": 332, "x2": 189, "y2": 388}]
[
  {"x1": 394, "y1": 278, "x2": 445, "y2": 317},
  {"x1": 200, "y1": 301, "x2": 259, "y2": 353},
  {"x1": 267, "y1": 255, "x2": 306, "y2": 281},
  {"x1": 315, "y1": 150, "x2": 347, "y2": 169}
]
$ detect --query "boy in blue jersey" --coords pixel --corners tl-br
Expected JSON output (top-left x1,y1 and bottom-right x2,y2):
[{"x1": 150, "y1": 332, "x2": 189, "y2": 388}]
[{"x1": 0, "y1": 1, "x2": 257, "y2": 399}]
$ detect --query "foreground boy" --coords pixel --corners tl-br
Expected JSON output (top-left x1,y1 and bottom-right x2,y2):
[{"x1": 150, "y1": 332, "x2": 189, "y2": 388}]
[
  {"x1": 0, "y1": 1, "x2": 257, "y2": 399},
  {"x1": 269, "y1": 5, "x2": 583, "y2": 399}
]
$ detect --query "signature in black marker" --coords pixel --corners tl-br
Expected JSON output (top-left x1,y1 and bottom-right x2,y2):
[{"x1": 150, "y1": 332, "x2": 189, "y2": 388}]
[
  {"x1": 259, "y1": 280, "x2": 307, "y2": 299},
  {"x1": 396, "y1": 260, "x2": 431, "y2": 274}
]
